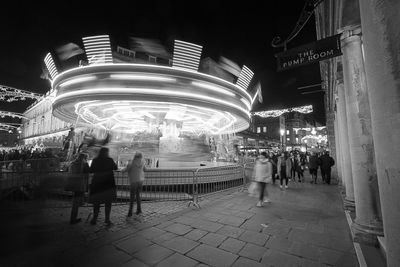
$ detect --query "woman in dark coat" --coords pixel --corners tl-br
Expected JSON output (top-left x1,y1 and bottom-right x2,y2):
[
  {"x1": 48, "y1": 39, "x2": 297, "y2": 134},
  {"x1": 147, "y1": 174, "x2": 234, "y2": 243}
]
[{"x1": 89, "y1": 147, "x2": 117, "y2": 225}]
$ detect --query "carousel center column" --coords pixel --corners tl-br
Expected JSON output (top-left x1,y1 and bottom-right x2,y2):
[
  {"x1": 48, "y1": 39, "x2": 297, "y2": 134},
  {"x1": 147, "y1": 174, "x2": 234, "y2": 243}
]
[{"x1": 340, "y1": 26, "x2": 383, "y2": 244}]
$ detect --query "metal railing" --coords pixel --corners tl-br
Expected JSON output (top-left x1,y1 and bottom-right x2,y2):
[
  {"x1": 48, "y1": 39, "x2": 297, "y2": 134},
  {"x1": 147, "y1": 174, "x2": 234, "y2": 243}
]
[{"x1": 0, "y1": 164, "x2": 251, "y2": 209}]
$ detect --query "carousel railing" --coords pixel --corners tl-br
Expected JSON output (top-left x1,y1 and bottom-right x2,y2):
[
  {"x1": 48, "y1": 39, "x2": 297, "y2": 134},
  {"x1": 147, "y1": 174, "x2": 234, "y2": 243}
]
[{"x1": 0, "y1": 163, "x2": 247, "y2": 209}]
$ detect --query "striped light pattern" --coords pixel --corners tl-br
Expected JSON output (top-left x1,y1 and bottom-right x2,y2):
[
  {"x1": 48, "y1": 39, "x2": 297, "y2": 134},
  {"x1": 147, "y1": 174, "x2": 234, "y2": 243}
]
[
  {"x1": 44, "y1": 53, "x2": 58, "y2": 80},
  {"x1": 236, "y1": 65, "x2": 254, "y2": 90},
  {"x1": 82, "y1": 35, "x2": 113, "y2": 64},
  {"x1": 172, "y1": 40, "x2": 203, "y2": 71}
]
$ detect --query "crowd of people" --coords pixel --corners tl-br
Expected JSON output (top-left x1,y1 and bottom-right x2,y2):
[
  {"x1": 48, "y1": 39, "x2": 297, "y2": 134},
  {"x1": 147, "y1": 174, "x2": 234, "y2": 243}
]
[
  {"x1": 251, "y1": 150, "x2": 335, "y2": 207},
  {"x1": 0, "y1": 146, "x2": 59, "y2": 162}
]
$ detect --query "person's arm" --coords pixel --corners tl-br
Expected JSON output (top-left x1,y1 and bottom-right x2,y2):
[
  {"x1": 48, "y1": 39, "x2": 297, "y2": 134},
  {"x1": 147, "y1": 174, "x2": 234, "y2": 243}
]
[
  {"x1": 112, "y1": 159, "x2": 118, "y2": 170},
  {"x1": 89, "y1": 159, "x2": 96, "y2": 173},
  {"x1": 120, "y1": 161, "x2": 129, "y2": 172},
  {"x1": 83, "y1": 162, "x2": 90, "y2": 173},
  {"x1": 142, "y1": 159, "x2": 147, "y2": 172}
]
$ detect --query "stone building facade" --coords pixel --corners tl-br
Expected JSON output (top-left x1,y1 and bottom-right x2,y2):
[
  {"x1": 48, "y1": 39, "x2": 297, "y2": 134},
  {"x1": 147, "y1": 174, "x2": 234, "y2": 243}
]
[{"x1": 315, "y1": 0, "x2": 400, "y2": 266}]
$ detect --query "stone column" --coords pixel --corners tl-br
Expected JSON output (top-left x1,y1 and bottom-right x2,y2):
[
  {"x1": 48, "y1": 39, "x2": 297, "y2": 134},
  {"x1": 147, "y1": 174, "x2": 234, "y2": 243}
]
[
  {"x1": 359, "y1": 1, "x2": 400, "y2": 266},
  {"x1": 333, "y1": 112, "x2": 343, "y2": 185},
  {"x1": 341, "y1": 27, "x2": 383, "y2": 243},
  {"x1": 326, "y1": 111, "x2": 338, "y2": 183},
  {"x1": 336, "y1": 80, "x2": 355, "y2": 209}
]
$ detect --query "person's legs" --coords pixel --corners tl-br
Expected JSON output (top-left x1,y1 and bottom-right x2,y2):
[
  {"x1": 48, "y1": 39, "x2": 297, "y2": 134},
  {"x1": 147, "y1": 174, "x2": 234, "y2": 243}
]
[
  {"x1": 136, "y1": 182, "x2": 143, "y2": 214},
  {"x1": 258, "y1": 182, "x2": 266, "y2": 201},
  {"x1": 257, "y1": 182, "x2": 266, "y2": 206},
  {"x1": 128, "y1": 186, "x2": 135, "y2": 217},
  {"x1": 91, "y1": 203, "x2": 100, "y2": 225},
  {"x1": 280, "y1": 170, "x2": 284, "y2": 188},
  {"x1": 284, "y1": 172, "x2": 288, "y2": 187},
  {"x1": 326, "y1": 169, "x2": 331, "y2": 184},
  {"x1": 321, "y1": 169, "x2": 326, "y2": 183},
  {"x1": 105, "y1": 201, "x2": 112, "y2": 224},
  {"x1": 70, "y1": 192, "x2": 83, "y2": 224}
]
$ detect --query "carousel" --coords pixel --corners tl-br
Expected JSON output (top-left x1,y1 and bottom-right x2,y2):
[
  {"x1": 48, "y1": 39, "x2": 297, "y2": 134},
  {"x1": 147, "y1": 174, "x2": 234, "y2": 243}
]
[{"x1": 48, "y1": 35, "x2": 259, "y2": 168}]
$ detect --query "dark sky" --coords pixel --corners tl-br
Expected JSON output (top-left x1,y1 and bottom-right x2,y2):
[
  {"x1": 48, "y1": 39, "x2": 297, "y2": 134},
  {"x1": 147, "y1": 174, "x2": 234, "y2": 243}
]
[{"x1": 0, "y1": 1, "x2": 325, "y2": 124}]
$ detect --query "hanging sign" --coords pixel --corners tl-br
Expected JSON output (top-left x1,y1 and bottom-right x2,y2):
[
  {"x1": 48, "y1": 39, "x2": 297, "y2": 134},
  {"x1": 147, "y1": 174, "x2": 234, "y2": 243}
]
[{"x1": 275, "y1": 34, "x2": 342, "y2": 71}]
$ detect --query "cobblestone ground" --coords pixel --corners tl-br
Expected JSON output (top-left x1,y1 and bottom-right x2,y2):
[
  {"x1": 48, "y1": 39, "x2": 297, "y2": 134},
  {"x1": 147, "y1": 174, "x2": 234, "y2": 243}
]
[
  {"x1": 0, "y1": 187, "x2": 243, "y2": 266},
  {"x1": 1, "y1": 175, "x2": 360, "y2": 267}
]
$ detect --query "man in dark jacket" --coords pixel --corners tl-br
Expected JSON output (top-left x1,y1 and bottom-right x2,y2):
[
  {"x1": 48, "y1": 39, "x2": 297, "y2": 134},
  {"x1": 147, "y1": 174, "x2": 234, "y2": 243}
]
[
  {"x1": 319, "y1": 151, "x2": 335, "y2": 184},
  {"x1": 308, "y1": 152, "x2": 320, "y2": 184}
]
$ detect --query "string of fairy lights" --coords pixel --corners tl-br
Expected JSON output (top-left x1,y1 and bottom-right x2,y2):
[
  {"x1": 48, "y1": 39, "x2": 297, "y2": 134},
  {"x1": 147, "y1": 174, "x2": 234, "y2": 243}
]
[
  {"x1": 0, "y1": 85, "x2": 42, "y2": 133},
  {"x1": 252, "y1": 105, "x2": 313, "y2": 118}
]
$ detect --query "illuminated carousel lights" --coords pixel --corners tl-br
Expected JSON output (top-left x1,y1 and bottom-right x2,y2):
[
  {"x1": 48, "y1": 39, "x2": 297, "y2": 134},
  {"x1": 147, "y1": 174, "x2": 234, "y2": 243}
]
[
  {"x1": 55, "y1": 87, "x2": 251, "y2": 118},
  {"x1": 73, "y1": 100, "x2": 240, "y2": 135}
]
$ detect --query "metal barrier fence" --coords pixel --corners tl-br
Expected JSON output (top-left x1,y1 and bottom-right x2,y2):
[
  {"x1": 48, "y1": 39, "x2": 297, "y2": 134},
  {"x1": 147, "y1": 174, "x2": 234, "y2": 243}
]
[{"x1": 0, "y1": 163, "x2": 253, "y2": 210}]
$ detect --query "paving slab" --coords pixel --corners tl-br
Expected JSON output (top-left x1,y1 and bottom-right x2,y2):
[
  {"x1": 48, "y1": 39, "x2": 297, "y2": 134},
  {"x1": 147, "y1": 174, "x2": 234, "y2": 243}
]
[
  {"x1": 114, "y1": 235, "x2": 152, "y2": 254},
  {"x1": 155, "y1": 252, "x2": 198, "y2": 267},
  {"x1": 264, "y1": 236, "x2": 293, "y2": 252},
  {"x1": 218, "y1": 237, "x2": 246, "y2": 254},
  {"x1": 120, "y1": 258, "x2": 150, "y2": 267},
  {"x1": 133, "y1": 244, "x2": 174, "y2": 266},
  {"x1": 231, "y1": 256, "x2": 265, "y2": 267},
  {"x1": 152, "y1": 232, "x2": 178, "y2": 245},
  {"x1": 184, "y1": 229, "x2": 209, "y2": 241},
  {"x1": 199, "y1": 232, "x2": 227, "y2": 247},
  {"x1": 76, "y1": 245, "x2": 132, "y2": 267},
  {"x1": 216, "y1": 225, "x2": 245, "y2": 238},
  {"x1": 217, "y1": 215, "x2": 246, "y2": 227},
  {"x1": 136, "y1": 227, "x2": 166, "y2": 240},
  {"x1": 191, "y1": 219, "x2": 224, "y2": 232},
  {"x1": 164, "y1": 222, "x2": 193, "y2": 235},
  {"x1": 288, "y1": 240, "x2": 320, "y2": 261},
  {"x1": 261, "y1": 249, "x2": 302, "y2": 267},
  {"x1": 186, "y1": 244, "x2": 238, "y2": 267},
  {"x1": 160, "y1": 236, "x2": 200, "y2": 254},
  {"x1": 238, "y1": 229, "x2": 270, "y2": 246},
  {"x1": 238, "y1": 242, "x2": 268, "y2": 261}
]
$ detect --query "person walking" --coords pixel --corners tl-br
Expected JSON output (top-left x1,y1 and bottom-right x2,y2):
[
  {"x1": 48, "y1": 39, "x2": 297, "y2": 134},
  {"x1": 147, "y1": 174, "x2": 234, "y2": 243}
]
[
  {"x1": 289, "y1": 153, "x2": 296, "y2": 180},
  {"x1": 252, "y1": 152, "x2": 272, "y2": 207},
  {"x1": 308, "y1": 152, "x2": 319, "y2": 184},
  {"x1": 269, "y1": 152, "x2": 278, "y2": 185},
  {"x1": 294, "y1": 154, "x2": 305, "y2": 182},
  {"x1": 319, "y1": 151, "x2": 335, "y2": 184},
  {"x1": 277, "y1": 152, "x2": 290, "y2": 189},
  {"x1": 67, "y1": 153, "x2": 89, "y2": 224},
  {"x1": 122, "y1": 151, "x2": 147, "y2": 216},
  {"x1": 88, "y1": 147, "x2": 117, "y2": 226}
]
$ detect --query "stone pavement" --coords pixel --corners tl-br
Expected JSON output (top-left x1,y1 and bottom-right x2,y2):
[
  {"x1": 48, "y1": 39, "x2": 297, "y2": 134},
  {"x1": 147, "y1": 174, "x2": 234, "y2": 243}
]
[{"x1": 0, "y1": 177, "x2": 359, "y2": 267}]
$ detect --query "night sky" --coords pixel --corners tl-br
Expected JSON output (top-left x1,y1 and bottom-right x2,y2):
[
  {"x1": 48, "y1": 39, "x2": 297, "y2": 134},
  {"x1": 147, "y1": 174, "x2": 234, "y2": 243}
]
[{"x1": 0, "y1": 1, "x2": 325, "y2": 124}]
